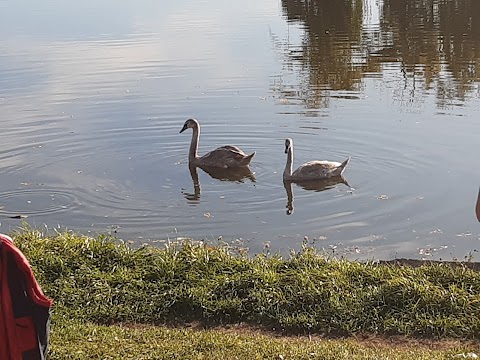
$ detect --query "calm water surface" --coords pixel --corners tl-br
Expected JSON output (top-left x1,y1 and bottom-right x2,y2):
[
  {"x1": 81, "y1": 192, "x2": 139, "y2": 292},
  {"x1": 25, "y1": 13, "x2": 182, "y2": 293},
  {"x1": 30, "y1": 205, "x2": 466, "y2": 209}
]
[{"x1": 0, "y1": 0, "x2": 479, "y2": 260}]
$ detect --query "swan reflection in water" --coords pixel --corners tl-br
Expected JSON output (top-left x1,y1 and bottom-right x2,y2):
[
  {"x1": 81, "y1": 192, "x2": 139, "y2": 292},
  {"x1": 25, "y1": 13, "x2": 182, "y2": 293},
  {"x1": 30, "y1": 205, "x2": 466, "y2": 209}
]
[
  {"x1": 182, "y1": 163, "x2": 255, "y2": 203},
  {"x1": 283, "y1": 176, "x2": 351, "y2": 215},
  {"x1": 476, "y1": 187, "x2": 480, "y2": 222}
]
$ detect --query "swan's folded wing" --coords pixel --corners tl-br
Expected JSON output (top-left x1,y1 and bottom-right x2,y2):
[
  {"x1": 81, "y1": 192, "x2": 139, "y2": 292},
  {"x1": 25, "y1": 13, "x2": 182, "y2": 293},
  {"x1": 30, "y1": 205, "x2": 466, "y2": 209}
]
[
  {"x1": 217, "y1": 145, "x2": 244, "y2": 153},
  {"x1": 199, "y1": 146, "x2": 249, "y2": 167},
  {"x1": 292, "y1": 161, "x2": 342, "y2": 178}
]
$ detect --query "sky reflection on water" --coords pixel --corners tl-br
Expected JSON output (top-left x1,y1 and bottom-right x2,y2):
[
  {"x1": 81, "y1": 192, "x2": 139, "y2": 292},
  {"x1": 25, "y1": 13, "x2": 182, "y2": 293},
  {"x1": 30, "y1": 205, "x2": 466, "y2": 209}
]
[{"x1": 0, "y1": 0, "x2": 479, "y2": 260}]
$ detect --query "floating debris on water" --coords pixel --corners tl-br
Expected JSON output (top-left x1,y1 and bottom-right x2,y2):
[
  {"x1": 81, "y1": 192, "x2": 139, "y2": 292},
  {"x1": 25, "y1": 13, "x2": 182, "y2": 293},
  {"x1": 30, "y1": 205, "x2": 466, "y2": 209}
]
[
  {"x1": 418, "y1": 248, "x2": 433, "y2": 256},
  {"x1": 9, "y1": 215, "x2": 28, "y2": 219}
]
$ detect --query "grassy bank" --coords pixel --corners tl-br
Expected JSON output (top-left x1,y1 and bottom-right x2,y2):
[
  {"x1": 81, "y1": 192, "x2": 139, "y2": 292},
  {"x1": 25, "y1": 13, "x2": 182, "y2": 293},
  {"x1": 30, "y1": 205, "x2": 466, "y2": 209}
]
[
  {"x1": 48, "y1": 320, "x2": 478, "y2": 360},
  {"x1": 10, "y1": 229, "x2": 480, "y2": 357}
]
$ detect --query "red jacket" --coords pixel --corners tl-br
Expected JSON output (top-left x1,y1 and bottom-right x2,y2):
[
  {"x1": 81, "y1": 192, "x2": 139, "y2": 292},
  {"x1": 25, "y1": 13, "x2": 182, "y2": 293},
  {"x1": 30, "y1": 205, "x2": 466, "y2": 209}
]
[{"x1": 0, "y1": 234, "x2": 53, "y2": 360}]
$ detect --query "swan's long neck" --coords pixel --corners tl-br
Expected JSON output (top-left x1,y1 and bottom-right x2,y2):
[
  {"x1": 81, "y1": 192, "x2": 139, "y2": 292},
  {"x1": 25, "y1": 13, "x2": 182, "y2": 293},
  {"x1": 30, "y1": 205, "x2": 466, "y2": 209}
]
[
  {"x1": 284, "y1": 180, "x2": 294, "y2": 215},
  {"x1": 284, "y1": 146, "x2": 293, "y2": 178},
  {"x1": 189, "y1": 125, "x2": 200, "y2": 162}
]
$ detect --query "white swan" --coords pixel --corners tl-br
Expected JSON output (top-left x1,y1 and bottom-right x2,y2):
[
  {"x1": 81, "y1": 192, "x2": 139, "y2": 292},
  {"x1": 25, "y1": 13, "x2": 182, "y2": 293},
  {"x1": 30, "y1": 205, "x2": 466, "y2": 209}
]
[
  {"x1": 283, "y1": 138, "x2": 350, "y2": 181},
  {"x1": 180, "y1": 118, "x2": 255, "y2": 168}
]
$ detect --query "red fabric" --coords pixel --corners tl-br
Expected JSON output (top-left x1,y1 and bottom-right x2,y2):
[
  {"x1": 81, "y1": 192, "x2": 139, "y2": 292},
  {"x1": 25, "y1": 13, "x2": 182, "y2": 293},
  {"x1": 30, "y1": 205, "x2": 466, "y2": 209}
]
[
  {"x1": 0, "y1": 234, "x2": 53, "y2": 360},
  {"x1": 15, "y1": 316, "x2": 38, "y2": 354},
  {"x1": 1, "y1": 235, "x2": 52, "y2": 307},
  {"x1": 1, "y1": 235, "x2": 21, "y2": 360},
  {"x1": 0, "y1": 303, "x2": 9, "y2": 360}
]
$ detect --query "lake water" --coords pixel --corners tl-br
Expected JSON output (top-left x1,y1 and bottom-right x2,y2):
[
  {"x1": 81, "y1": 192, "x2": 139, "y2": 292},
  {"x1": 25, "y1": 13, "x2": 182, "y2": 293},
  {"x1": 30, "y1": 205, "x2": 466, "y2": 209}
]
[{"x1": 0, "y1": 0, "x2": 479, "y2": 260}]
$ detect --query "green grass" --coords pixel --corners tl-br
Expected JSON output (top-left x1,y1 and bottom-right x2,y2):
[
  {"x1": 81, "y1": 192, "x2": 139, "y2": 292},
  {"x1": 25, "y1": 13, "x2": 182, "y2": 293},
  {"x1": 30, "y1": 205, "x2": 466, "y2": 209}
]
[
  {"x1": 13, "y1": 228, "x2": 480, "y2": 340},
  {"x1": 47, "y1": 320, "x2": 479, "y2": 360},
  {"x1": 11, "y1": 228, "x2": 480, "y2": 357}
]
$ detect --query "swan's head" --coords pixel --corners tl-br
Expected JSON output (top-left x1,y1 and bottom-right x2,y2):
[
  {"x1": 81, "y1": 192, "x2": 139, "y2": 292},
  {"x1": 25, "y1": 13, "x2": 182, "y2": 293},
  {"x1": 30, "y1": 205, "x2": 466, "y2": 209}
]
[
  {"x1": 180, "y1": 118, "x2": 199, "y2": 133},
  {"x1": 284, "y1": 138, "x2": 293, "y2": 154}
]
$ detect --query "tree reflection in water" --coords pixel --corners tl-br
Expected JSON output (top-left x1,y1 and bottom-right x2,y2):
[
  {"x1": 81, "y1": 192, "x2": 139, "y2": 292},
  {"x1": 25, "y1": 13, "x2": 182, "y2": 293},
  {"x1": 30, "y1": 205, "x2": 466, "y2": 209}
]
[{"x1": 277, "y1": 0, "x2": 480, "y2": 108}]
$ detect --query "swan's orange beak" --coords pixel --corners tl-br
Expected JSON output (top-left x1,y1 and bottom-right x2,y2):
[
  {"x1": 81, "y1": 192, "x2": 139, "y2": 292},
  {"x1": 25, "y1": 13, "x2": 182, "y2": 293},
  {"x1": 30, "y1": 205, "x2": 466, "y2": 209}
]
[
  {"x1": 476, "y1": 187, "x2": 480, "y2": 222},
  {"x1": 179, "y1": 124, "x2": 188, "y2": 133}
]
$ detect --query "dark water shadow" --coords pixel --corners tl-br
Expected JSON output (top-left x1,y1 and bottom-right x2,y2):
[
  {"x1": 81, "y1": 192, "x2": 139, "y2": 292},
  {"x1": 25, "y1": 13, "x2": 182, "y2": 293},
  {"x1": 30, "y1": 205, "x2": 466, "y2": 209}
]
[
  {"x1": 198, "y1": 165, "x2": 256, "y2": 183},
  {"x1": 182, "y1": 164, "x2": 255, "y2": 204},
  {"x1": 182, "y1": 164, "x2": 202, "y2": 203},
  {"x1": 284, "y1": 176, "x2": 350, "y2": 215},
  {"x1": 476, "y1": 187, "x2": 480, "y2": 222}
]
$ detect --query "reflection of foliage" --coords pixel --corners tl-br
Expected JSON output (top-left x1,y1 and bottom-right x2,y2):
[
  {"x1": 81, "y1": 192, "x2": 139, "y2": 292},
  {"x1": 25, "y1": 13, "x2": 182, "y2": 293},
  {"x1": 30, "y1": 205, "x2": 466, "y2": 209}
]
[
  {"x1": 382, "y1": 0, "x2": 480, "y2": 105},
  {"x1": 278, "y1": 0, "x2": 367, "y2": 108},
  {"x1": 279, "y1": 0, "x2": 480, "y2": 108}
]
